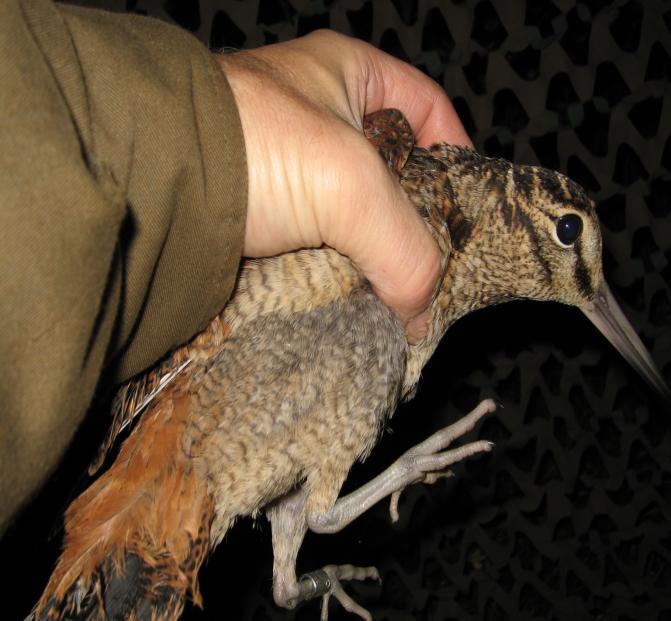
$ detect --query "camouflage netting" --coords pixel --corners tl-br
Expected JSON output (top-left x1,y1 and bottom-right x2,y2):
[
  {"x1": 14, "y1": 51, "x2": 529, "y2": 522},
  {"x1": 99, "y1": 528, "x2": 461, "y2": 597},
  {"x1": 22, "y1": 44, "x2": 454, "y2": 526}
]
[{"x1": 3, "y1": 1, "x2": 670, "y2": 619}]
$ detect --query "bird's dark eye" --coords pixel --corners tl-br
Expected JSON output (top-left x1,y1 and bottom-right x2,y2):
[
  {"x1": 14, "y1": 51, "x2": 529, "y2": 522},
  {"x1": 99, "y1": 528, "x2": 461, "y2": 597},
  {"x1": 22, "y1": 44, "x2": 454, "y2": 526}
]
[{"x1": 556, "y1": 214, "x2": 583, "y2": 245}]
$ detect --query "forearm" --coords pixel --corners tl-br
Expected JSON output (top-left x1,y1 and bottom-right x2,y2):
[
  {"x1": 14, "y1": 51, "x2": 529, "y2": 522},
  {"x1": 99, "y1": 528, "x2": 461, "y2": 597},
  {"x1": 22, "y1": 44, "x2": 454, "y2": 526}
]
[{"x1": 0, "y1": 0, "x2": 247, "y2": 533}]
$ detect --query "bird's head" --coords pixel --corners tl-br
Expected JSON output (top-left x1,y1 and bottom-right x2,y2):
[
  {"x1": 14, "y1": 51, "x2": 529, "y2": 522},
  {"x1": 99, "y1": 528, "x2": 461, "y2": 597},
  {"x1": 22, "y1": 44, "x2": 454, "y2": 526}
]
[
  {"x1": 363, "y1": 109, "x2": 667, "y2": 399},
  {"x1": 433, "y1": 152, "x2": 669, "y2": 400}
]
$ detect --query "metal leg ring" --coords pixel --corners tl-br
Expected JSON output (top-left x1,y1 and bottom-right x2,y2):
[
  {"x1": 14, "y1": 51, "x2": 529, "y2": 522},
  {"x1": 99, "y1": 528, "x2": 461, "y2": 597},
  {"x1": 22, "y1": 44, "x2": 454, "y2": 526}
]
[{"x1": 298, "y1": 569, "x2": 332, "y2": 599}]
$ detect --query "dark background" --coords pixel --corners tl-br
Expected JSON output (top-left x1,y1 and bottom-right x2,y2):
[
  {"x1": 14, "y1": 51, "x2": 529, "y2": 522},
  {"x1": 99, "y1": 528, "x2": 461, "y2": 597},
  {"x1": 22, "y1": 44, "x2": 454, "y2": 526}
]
[{"x1": 2, "y1": 1, "x2": 670, "y2": 620}]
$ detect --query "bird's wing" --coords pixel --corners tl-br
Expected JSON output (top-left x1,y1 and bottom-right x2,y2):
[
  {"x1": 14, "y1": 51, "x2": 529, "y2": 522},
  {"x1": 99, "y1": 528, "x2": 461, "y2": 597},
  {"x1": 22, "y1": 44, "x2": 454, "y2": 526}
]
[
  {"x1": 363, "y1": 109, "x2": 414, "y2": 175},
  {"x1": 88, "y1": 349, "x2": 192, "y2": 475},
  {"x1": 89, "y1": 315, "x2": 232, "y2": 475}
]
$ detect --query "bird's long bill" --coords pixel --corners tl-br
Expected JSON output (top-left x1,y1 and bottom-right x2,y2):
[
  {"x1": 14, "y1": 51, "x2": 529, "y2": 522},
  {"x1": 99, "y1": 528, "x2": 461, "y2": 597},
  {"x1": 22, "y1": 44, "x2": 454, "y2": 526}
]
[{"x1": 582, "y1": 282, "x2": 671, "y2": 401}]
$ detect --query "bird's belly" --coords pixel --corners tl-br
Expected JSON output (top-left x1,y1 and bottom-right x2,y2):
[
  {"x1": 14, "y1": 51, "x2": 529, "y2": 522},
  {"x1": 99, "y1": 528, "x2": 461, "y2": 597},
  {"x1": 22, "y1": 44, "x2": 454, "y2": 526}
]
[
  {"x1": 199, "y1": 366, "x2": 401, "y2": 542},
  {"x1": 188, "y1": 288, "x2": 408, "y2": 543}
]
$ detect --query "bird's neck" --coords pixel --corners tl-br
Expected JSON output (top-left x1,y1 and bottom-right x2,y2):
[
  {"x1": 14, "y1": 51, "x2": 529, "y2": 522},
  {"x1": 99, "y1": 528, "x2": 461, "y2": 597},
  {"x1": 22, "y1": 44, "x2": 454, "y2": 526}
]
[
  {"x1": 401, "y1": 160, "x2": 517, "y2": 396},
  {"x1": 429, "y1": 155, "x2": 516, "y2": 329},
  {"x1": 436, "y1": 248, "x2": 510, "y2": 328},
  {"x1": 402, "y1": 226, "x2": 511, "y2": 397}
]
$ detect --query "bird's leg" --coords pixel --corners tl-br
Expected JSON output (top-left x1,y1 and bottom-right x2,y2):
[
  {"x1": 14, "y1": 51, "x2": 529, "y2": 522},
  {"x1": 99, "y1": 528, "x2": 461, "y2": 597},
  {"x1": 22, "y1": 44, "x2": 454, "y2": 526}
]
[
  {"x1": 267, "y1": 487, "x2": 309, "y2": 610},
  {"x1": 269, "y1": 400, "x2": 495, "y2": 619},
  {"x1": 268, "y1": 487, "x2": 379, "y2": 621},
  {"x1": 306, "y1": 399, "x2": 496, "y2": 534}
]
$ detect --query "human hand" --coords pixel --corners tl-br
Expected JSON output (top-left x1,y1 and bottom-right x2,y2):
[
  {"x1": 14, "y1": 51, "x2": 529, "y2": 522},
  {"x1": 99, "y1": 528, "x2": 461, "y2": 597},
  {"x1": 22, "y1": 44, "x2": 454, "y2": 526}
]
[{"x1": 216, "y1": 30, "x2": 471, "y2": 338}]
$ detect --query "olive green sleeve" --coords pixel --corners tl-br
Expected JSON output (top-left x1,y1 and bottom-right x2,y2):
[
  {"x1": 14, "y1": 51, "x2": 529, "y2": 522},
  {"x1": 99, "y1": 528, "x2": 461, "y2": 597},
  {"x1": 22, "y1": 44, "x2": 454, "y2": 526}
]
[{"x1": 0, "y1": 0, "x2": 247, "y2": 533}]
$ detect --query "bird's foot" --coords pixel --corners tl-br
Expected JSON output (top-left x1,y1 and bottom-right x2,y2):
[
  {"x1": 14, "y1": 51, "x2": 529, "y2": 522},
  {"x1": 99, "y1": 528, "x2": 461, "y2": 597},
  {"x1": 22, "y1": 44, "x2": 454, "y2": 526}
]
[
  {"x1": 296, "y1": 564, "x2": 380, "y2": 621},
  {"x1": 387, "y1": 398, "x2": 496, "y2": 522}
]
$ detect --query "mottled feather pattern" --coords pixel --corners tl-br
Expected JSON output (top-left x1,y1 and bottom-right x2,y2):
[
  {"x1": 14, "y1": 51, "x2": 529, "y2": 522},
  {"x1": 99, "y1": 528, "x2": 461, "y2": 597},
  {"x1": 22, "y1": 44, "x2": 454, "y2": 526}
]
[{"x1": 90, "y1": 316, "x2": 232, "y2": 474}]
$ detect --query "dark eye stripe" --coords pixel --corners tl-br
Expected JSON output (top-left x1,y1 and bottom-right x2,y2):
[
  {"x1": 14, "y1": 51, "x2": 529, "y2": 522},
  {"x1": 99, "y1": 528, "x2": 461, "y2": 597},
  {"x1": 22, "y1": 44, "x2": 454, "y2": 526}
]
[
  {"x1": 515, "y1": 202, "x2": 552, "y2": 286},
  {"x1": 573, "y1": 239, "x2": 592, "y2": 297}
]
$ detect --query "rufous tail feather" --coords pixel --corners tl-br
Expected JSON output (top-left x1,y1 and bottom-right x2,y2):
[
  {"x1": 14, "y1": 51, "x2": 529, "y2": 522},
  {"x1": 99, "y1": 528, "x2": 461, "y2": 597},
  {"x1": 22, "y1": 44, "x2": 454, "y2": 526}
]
[{"x1": 30, "y1": 390, "x2": 213, "y2": 621}]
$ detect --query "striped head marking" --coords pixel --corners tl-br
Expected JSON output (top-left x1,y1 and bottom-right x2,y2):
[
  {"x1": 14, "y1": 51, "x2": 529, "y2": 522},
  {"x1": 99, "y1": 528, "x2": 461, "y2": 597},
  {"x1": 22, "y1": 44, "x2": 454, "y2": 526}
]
[
  {"x1": 498, "y1": 165, "x2": 604, "y2": 307},
  {"x1": 470, "y1": 163, "x2": 668, "y2": 399}
]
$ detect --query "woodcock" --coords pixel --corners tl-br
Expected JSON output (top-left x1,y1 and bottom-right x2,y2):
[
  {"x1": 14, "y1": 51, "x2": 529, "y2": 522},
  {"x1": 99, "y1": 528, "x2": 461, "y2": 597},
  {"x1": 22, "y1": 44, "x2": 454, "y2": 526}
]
[{"x1": 30, "y1": 109, "x2": 669, "y2": 621}]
